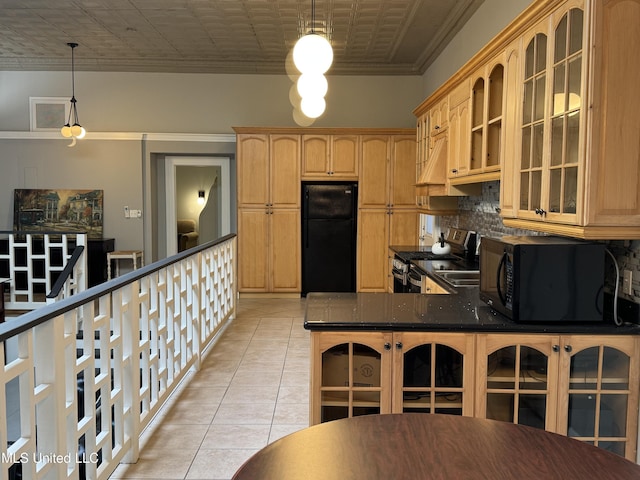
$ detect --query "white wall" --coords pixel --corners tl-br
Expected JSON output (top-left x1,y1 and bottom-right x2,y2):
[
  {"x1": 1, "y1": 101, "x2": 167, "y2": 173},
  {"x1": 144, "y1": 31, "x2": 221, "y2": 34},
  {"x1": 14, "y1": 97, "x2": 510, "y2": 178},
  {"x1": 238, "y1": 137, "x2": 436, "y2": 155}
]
[
  {"x1": 421, "y1": 0, "x2": 534, "y2": 98},
  {"x1": 0, "y1": 138, "x2": 144, "y2": 250},
  {"x1": 0, "y1": 72, "x2": 423, "y2": 132}
]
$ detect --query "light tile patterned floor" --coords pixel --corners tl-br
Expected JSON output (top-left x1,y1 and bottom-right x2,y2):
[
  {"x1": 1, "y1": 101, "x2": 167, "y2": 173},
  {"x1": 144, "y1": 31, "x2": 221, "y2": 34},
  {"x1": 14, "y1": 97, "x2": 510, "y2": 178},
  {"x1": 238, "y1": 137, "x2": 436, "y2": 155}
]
[{"x1": 109, "y1": 297, "x2": 309, "y2": 480}]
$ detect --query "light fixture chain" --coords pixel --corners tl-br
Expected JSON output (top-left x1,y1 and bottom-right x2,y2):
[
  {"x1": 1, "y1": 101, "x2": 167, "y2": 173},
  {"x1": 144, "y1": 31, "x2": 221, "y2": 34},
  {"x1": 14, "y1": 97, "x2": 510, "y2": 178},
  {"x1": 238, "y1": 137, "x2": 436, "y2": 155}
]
[{"x1": 311, "y1": 0, "x2": 315, "y2": 33}]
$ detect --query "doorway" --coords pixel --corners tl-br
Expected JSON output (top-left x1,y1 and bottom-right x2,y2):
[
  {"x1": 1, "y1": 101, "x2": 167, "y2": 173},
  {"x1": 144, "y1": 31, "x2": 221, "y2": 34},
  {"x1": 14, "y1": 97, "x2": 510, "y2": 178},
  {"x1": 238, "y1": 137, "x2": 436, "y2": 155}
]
[{"x1": 165, "y1": 156, "x2": 231, "y2": 256}]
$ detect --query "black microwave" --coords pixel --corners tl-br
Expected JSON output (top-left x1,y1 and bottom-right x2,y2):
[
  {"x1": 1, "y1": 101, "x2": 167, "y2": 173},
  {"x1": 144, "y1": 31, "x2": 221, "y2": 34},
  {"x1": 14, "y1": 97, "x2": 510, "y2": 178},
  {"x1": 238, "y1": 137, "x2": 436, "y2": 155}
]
[{"x1": 479, "y1": 236, "x2": 605, "y2": 322}]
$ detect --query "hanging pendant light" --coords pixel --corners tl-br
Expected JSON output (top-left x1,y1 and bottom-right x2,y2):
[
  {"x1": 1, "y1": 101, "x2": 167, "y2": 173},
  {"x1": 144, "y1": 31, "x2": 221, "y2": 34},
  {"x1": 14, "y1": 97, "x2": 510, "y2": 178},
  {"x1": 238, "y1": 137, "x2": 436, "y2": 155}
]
[
  {"x1": 293, "y1": 33, "x2": 333, "y2": 74},
  {"x1": 61, "y1": 42, "x2": 86, "y2": 144},
  {"x1": 291, "y1": 0, "x2": 332, "y2": 120},
  {"x1": 293, "y1": 0, "x2": 333, "y2": 74}
]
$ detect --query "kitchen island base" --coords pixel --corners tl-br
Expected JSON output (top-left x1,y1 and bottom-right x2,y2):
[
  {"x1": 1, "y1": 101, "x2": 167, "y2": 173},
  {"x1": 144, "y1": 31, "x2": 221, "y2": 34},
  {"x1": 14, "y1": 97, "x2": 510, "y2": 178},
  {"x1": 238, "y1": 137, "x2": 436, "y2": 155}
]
[{"x1": 305, "y1": 293, "x2": 640, "y2": 462}]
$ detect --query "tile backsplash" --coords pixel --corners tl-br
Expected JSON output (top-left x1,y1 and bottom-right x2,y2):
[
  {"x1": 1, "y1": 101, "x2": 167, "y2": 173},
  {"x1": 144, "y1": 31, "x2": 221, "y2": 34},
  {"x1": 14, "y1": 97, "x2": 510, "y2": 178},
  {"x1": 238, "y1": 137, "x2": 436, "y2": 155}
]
[
  {"x1": 439, "y1": 181, "x2": 540, "y2": 238},
  {"x1": 437, "y1": 180, "x2": 640, "y2": 320}
]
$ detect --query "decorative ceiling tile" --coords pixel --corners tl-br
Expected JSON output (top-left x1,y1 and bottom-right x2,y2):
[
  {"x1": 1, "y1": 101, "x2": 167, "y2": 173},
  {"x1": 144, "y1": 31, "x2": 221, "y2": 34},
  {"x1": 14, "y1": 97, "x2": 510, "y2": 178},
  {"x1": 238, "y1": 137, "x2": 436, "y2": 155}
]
[{"x1": 0, "y1": 0, "x2": 484, "y2": 74}]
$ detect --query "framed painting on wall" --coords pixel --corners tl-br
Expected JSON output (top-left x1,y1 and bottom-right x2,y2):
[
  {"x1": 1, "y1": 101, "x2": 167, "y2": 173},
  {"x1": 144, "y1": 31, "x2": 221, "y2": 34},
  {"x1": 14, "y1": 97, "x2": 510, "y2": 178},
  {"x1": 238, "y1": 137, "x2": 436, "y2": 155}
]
[
  {"x1": 29, "y1": 97, "x2": 70, "y2": 131},
  {"x1": 14, "y1": 189, "x2": 104, "y2": 239}
]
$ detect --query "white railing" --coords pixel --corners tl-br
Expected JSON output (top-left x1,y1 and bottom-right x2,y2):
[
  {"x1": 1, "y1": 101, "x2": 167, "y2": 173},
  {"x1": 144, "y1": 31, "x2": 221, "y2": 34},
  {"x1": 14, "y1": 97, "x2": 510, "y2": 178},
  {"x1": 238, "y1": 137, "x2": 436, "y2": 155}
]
[
  {"x1": 0, "y1": 234, "x2": 237, "y2": 480},
  {"x1": 0, "y1": 232, "x2": 88, "y2": 310}
]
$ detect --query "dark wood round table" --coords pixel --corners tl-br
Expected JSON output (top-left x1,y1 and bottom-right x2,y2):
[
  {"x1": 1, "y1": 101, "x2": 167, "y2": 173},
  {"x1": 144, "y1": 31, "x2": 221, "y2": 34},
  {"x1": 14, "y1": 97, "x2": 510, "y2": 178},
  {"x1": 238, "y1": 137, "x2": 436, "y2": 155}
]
[{"x1": 233, "y1": 414, "x2": 640, "y2": 479}]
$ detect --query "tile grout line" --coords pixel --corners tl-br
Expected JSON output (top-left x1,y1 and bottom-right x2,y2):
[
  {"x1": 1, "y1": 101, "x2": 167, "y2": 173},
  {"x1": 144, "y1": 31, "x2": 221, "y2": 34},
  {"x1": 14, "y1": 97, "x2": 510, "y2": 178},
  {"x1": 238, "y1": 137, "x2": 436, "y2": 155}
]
[{"x1": 184, "y1": 312, "x2": 262, "y2": 480}]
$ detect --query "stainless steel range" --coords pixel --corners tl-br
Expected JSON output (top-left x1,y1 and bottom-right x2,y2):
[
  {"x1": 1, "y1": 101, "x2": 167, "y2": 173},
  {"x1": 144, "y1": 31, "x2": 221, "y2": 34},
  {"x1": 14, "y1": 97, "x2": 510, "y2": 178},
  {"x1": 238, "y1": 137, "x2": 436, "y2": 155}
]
[{"x1": 392, "y1": 228, "x2": 478, "y2": 293}]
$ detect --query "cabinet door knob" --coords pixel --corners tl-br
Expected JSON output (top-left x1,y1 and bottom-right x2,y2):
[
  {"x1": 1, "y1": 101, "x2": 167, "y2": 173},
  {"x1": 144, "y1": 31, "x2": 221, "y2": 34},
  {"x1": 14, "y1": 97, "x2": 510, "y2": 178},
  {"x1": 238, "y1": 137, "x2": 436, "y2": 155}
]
[
  {"x1": 384, "y1": 343, "x2": 391, "y2": 351},
  {"x1": 564, "y1": 345, "x2": 573, "y2": 353},
  {"x1": 452, "y1": 169, "x2": 458, "y2": 174},
  {"x1": 552, "y1": 345, "x2": 560, "y2": 352},
  {"x1": 395, "y1": 342, "x2": 403, "y2": 350}
]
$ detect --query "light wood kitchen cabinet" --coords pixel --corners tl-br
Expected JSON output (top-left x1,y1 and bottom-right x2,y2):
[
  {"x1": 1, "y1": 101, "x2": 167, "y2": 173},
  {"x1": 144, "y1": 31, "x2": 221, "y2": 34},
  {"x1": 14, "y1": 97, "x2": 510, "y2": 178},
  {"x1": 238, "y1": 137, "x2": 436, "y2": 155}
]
[
  {"x1": 358, "y1": 209, "x2": 418, "y2": 292},
  {"x1": 447, "y1": 80, "x2": 471, "y2": 180},
  {"x1": 237, "y1": 133, "x2": 300, "y2": 208},
  {"x1": 310, "y1": 331, "x2": 392, "y2": 425},
  {"x1": 415, "y1": 97, "x2": 449, "y2": 197},
  {"x1": 476, "y1": 333, "x2": 640, "y2": 461},
  {"x1": 311, "y1": 327, "x2": 639, "y2": 460},
  {"x1": 357, "y1": 209, "x2": 389, "y2": 292},
  {"x1": 237, "y1": 208, "x2": 300, "y2": 292},
  {"x1": 358, "y1": 135, "x2": 418, "y2": 292},
  {"x1": 310, "y1": 331, "x2": 475, "y2": 425},
  {"x1": 429, "y1": 97, "x2": 449, "y2": 139},
  {"x1": 415, "y1": 96, "x2": 464, "y2": 210},
  {"x1": 501, "y1": 0, "x2": 640, "y2": 238},
  {"x1": 235, "y1": 127, "x2": 418, "y2": 294},
  {"x1": 237, "y1": 134, "x2": 269, "y2": 207},
  {"x1": 392, "y1": 332, "x2": 475, "y2": 416},
  {"x1": 498, "y1": 38, "x2": 523, "y2": 219},
  {"x1": 358, "y1": 135, "x2": 417, "y2": 203},
  {"x1": 237, "y1": 133, "x2": 301, "y2": 292},
  {"x1": 423, "y1": 276, "x2": 449, "y2": 294},
  {"x1": 359, "y1": 136, "x2": 390, "y2": 208},
  {"x1": 268, "y1": 134, "x2": 301, "y2": 208},
  {"x1": 449, "y1": 54, "x2": 505, "y2": 186},
  {"x1": 390, "y1": 136, "x2": 418, "y2": 208},
  {"x1": 301, "y1": 134, "x2": 359, "y2": 179}
]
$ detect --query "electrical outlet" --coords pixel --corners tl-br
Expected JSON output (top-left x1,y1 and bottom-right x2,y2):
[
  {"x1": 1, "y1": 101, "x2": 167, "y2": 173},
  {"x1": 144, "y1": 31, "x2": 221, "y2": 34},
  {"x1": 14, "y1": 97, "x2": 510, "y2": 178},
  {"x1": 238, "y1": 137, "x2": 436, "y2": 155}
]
[
  {"x1": 623, "y1": 269, "x2": 633, "y2": 295},
  {"x1": 123, "y1": 206, "x2": 130, "y2": 218}
]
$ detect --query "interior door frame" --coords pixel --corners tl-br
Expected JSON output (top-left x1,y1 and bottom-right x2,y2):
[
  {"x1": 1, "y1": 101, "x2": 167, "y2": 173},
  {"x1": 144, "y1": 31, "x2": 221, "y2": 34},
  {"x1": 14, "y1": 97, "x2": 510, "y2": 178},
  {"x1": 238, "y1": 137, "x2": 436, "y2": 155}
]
[{"x1": 165, "y1": 156, "x2": 231, "y2": 255}]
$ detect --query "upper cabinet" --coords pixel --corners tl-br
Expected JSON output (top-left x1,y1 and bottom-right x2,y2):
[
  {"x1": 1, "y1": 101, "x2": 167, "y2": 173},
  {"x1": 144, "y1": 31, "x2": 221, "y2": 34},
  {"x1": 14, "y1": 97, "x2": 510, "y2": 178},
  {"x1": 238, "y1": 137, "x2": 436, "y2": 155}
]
[
  {"x1": 359, "y1": 135, "x2": 418, "y2": 209},
  {"x1": 359, "y1": 136, "x2": 391, "y2": 208},
  {"x1": 446, "y1": 54, "x2": 506, "y2": 188},
  {"x1": 447, "y1": 79, "x2": 471, "y2": 180},
  {"x1": 501, "y1": 0, "x2": 640, "y2": 238},
  {"x1": 414, "y1": 0, "x2": 640, "y2": 238},
  {"x1": 470, "y1": 55, "x2": 504, "y2": 177},
  {"x1": 415, "y1": 97, "x2": 449, "y2": 196},
  {"x1": 237, "y1": 134, "x2": 270, "y2": 207},
  {"x1": 415, "y1": 96, "x2": 459, "y2": 213},
  {"x1": 301, "y1": 134, "x2": 359, "y2": 179},
  {"x1": 237, "y1": 133, "x2": 300, "y2": 208}
]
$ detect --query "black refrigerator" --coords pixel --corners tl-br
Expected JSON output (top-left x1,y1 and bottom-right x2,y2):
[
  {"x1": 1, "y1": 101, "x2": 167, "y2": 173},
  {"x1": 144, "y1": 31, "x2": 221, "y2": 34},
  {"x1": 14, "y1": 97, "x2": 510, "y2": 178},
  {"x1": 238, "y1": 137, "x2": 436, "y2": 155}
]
[{"x1": 302, "y1": 182, "x2": 357, "y2": 296}]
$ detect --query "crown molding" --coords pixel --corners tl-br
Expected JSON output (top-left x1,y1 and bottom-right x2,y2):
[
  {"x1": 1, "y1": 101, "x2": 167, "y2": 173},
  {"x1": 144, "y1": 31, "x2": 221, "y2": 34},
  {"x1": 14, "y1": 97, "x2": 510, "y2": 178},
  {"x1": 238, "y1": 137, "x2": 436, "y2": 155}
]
[{"x1": 0, "y1": 131, "x2": 236, "y2": 142}]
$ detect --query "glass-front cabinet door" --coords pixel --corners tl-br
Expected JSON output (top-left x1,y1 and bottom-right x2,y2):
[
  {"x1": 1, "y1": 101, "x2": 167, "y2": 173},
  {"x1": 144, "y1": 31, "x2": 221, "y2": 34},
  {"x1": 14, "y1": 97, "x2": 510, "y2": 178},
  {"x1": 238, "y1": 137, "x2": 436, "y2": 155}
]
[
  {"x1": 517, "y1": 5, "x2": 585, "y2": 223},
  {"x1": 549, "y1": 7, "x2": 583, "y2": 217},
  {"x1": 557, "y1": 336, "x2": 639, "y2": 461},
  {"x1": 519, "y1": 31, "x2": 548, "y2": 216},
  {"x1": 311, "y1": 332, "x2": 392, "y2": 425},
  {"x1": 470, "y1": 58, "x2": 504, "y2": 175},
  {"x1": 476, "y1": 335, "x2": 560, "y2": 430},
  {"x1": 393, "y1": 333, "x2": 475, "y2": 416}
]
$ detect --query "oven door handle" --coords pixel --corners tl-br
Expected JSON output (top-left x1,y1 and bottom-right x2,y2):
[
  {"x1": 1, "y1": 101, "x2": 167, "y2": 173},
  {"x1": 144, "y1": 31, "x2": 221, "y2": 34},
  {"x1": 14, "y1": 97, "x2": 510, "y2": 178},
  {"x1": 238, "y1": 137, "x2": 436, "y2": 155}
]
[
  {"x1": 408, "y1": 274, "x2": 422, "y2": 288},
  {"x1": 496, "y1": 251, "x2": 507, "y2": 306},
  {"x1": 392, "y1": 270, "x2": 405, "y2": 281}
]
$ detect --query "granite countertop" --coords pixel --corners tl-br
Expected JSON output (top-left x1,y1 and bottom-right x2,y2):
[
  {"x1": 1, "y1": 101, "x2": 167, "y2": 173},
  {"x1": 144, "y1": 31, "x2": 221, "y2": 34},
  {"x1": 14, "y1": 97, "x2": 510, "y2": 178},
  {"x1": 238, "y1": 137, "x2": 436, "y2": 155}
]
[
  {"x1": 389, "y1": 245, "x2": 432, "y2": 253},
  {"x1": 304, "y1": 292, "x2": 640, "y2": 334}
]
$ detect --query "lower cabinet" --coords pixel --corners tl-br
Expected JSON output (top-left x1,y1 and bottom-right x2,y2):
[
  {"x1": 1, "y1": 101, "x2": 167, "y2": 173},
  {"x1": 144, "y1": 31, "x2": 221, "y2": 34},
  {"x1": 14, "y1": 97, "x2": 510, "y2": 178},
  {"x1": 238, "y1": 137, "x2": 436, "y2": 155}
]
[
  {"x1": 237, "y1": 208, "x2": 300, "y2": 292},
  {"x1": 392, "y1": 332, "x2": 475, "y2": 416},
  {"x1": 310, "y1": 331, "x2": 475, "y2": 424},
  {"x1": 476, "y1": 334, "x2": 640, "y2": 460},
  {"x1": 311, "y1": 330, "x2": 640, "y2": 461},
  {"x1": 358, "y1": 209, "x2": 418, "y2": 292},
  {"x1": 311, "y1": 331, "x2": 392, "y2": 425}
]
